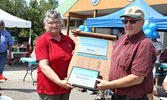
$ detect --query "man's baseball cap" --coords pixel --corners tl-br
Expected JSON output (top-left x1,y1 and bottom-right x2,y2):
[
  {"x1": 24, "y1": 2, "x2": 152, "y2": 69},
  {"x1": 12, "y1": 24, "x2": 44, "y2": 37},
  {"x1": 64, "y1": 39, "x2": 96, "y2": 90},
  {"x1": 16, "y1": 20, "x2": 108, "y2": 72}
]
[{"x1": 120, "y1": 6, "x2": 145, "y2": 19}]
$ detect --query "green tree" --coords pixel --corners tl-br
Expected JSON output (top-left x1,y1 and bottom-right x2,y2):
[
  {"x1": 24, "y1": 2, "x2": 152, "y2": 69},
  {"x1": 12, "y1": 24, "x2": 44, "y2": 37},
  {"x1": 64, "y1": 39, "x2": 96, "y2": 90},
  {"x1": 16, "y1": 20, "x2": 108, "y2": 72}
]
[
  {"x1": 0, "y1": 0, "x2": 59, "y2": 39},
  {"x1": 0, "y1": 0, "x2": 12, "y2": 12},
  {"x1": 25, "y1": 0, "x2": 58, "y2": 36}
]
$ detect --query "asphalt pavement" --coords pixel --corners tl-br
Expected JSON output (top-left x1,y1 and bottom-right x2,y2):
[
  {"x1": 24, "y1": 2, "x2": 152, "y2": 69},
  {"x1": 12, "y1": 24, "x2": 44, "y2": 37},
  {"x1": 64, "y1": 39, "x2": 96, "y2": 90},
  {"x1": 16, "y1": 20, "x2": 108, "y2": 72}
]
[
  {"x1": 0, "y1": 63, "x2": 160, "y2": 100},
  {"x1": 0, "y1": 63, "x2": 110, "y2": 100}
]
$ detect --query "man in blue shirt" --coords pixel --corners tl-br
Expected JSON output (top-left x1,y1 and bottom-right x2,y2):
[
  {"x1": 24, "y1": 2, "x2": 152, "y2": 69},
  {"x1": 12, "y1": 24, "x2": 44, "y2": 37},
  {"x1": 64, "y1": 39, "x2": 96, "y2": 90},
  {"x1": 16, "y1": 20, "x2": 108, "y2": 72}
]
[{"x1": 0, "y1": 19, "x2": 14, "y2": 80}]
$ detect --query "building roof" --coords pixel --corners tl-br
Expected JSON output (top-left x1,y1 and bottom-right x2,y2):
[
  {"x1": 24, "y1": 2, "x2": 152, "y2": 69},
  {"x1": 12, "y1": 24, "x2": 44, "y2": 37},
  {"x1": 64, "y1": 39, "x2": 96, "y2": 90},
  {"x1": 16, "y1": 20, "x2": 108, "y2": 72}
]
[
  {"x1": 55, "y1": 0, "x2": 78, "y2": 16},
  {"x1": 58, "y1": 0, "x2": 167, "y2": 18},
  {"x1": 86, "y1": 0, "x2": 167, "y2": 30}
]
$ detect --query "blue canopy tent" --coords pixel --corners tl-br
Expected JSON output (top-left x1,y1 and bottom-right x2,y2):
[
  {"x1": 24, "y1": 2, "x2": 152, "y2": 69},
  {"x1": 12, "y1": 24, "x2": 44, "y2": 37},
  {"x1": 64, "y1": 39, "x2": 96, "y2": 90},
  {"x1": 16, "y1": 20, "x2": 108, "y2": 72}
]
[{"x1": 86, "y1": 0, "x2": 167, "y2": 31}]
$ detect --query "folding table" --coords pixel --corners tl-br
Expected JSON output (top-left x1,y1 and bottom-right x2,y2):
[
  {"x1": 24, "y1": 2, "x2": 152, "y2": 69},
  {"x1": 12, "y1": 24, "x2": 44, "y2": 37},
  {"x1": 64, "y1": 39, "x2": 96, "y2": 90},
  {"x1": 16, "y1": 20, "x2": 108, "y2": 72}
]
[
  {"x1": 155, "y1": 63, "x2": 167, "y2": 75},
  {"x1": 11, "y1": 52, "x2": 27, "y2": 59},
  {"x1": 20, "y1": 57, "x2": 38, "y2": 85}
]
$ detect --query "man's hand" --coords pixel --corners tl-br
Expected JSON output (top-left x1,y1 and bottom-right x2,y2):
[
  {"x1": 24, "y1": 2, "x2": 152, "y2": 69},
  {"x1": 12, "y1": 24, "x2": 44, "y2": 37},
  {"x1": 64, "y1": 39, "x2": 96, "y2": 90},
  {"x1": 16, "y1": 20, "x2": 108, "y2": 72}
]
[
  {"x1": 7, "y1": 54, "x2": 11, "y2": 61},
  {"x1": 71, "y1": 29, "x2": 81, "y2": 37},
  {"x1": 96, "y1": 78, "x2": 110, "y2": 90}
]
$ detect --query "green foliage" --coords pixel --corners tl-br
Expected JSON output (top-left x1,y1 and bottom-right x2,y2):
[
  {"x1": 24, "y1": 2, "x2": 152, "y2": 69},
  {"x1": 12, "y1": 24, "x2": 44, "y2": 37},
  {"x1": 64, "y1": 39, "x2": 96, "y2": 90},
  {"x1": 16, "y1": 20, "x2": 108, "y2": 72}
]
[
  {"x1": 0, "y1": 0, "x2": 59, "y2": 39},
  {"x1": 0, "y1": 0, "x2": 12, "y2": 12}
]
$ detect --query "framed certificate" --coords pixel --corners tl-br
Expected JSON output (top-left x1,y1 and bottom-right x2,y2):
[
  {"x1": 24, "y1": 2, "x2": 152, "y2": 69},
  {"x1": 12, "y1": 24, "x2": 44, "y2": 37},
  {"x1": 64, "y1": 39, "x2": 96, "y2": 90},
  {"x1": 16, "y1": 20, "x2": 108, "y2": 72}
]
[
  {"x1": 78, "y1": 37, "x2": 108, "y2": 56},
  {"x1": 68, "y1": 66, "x2": 100, "y2": 90}
]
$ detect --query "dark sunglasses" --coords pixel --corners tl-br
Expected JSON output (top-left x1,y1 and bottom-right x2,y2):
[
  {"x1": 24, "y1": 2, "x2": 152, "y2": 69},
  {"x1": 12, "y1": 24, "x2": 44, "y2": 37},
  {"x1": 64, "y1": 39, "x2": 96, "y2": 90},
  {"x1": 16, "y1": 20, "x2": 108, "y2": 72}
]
[
  {"x1": 0, "y1": 24, "x2": 4, "y2": 26},
  {"x1": 122, "y1": 19, "x2": 142, "y2": 24}
]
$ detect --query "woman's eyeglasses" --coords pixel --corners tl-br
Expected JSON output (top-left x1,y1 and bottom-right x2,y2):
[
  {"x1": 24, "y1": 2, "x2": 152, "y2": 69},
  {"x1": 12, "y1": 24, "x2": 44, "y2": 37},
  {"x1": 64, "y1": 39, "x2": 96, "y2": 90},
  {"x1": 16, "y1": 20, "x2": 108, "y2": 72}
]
[{"x1": 122, "y1": 19, "x2": 142, "y2": 24}]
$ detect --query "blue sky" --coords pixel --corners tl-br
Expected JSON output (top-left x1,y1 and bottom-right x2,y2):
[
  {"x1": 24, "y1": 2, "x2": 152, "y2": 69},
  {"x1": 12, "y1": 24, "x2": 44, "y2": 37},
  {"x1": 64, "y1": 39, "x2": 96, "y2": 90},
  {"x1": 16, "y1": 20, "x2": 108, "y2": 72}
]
[{"x1": 25, "y1": 0, "x2": 65, "y2": 5}]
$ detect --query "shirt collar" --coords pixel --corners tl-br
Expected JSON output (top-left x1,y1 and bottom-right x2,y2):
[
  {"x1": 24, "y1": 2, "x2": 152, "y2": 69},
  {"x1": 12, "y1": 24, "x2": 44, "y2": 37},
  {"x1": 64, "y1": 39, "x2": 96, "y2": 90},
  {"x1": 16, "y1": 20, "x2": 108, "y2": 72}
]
[
  {"x1": 45, "y1": 32, "x2": 64, "y2": 42},
  {"x1": 0, "y1": 30, "x2": 4, "y2": 34},
  {"x1": 125, "y1": 30, "x2": 144, "y2": 44},
  {"x1": 0, "y1": 30, "x2": 8, "y2": 36}
]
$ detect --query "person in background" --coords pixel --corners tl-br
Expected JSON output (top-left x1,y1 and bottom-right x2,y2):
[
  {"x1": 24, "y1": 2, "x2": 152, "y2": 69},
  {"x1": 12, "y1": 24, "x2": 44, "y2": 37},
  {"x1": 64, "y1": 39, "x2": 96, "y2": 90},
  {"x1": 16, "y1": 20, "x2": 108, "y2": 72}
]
[
  {"x1": 25, "y1": 38, "x2": 33, "y2": 57},
  {"x1": 35, "y1": 9, "x2": 75, "y2": 100},
  {"x1": 151, "y1": 38, "x2": 163, "y2": 86},
  {"x1": 96, "y1": 6, "x2": 156, "y2": 100},
  {"x1": 118, "y1": 29, "x2": 123, "y2": 38},
  {"x1": 8, "y1": 40, "x2": 26, "y2": 66},
  {"x1": 0, "y1": 19, "x2": 14, "y2": 80},
  {"x1": 149, "y1": 75, "x2": 167, "y2": 100},
  {"x1": 15, "y1": 40, "x2": 26, "y2": 48},
  {"x1": 160, "y1": 47, "x2": 167, "y2": 63}
]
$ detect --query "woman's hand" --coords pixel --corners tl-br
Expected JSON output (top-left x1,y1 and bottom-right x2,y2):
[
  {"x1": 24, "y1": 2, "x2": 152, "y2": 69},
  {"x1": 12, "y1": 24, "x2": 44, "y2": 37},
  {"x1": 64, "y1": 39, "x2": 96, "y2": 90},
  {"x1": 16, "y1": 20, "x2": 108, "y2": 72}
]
[{"x1": 58, "y1": 80, "x2": 74, "y2": 89}]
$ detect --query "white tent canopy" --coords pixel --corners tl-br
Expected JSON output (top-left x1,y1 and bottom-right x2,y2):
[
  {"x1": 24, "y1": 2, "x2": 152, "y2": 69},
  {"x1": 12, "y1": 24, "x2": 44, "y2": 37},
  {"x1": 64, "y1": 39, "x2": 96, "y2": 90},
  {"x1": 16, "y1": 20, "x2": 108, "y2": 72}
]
[
  {"x1": 0, "y1": 9, "x2": 32, "y2": 45},
  {"x1": 0, "y1": 9, "x2": 31, "y2": 28}
]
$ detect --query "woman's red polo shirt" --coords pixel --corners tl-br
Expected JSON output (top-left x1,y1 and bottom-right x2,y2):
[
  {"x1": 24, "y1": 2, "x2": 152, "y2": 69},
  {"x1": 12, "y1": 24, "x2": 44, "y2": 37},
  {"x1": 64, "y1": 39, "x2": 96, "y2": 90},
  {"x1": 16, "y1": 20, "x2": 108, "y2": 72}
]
[{"x1": 35, "y1": 32, "x2": 75, "y2": 95}]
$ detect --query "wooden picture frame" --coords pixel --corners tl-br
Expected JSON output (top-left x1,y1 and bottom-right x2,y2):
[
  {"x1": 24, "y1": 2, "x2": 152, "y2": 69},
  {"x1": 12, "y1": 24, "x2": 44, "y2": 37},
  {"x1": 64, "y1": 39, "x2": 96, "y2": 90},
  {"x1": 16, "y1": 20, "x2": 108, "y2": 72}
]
[{"x1": 68, "y1": 31, "x2": 117, "y2": 80}]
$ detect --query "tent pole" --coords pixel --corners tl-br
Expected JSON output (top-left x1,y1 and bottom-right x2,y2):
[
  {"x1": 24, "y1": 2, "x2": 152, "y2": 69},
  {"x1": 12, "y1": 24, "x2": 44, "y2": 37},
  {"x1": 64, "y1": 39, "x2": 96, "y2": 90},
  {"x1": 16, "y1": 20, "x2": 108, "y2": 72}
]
[
  {"x1": 92, "y1": 10, "x2": 97, "y2": 33},
  {"x1": 29, "y1": 28, "x2": 32, "y2": 50},
  {"x1": 66, "y1": 16, "x2": 70, "y2": 36}
]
